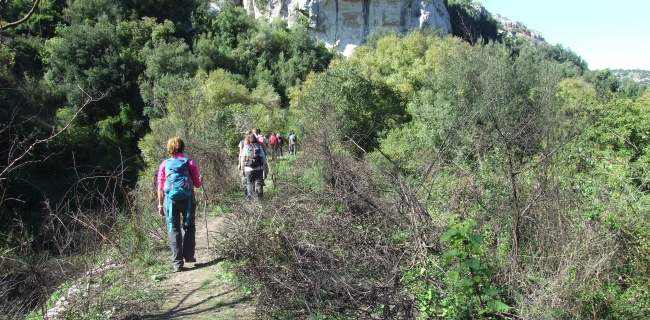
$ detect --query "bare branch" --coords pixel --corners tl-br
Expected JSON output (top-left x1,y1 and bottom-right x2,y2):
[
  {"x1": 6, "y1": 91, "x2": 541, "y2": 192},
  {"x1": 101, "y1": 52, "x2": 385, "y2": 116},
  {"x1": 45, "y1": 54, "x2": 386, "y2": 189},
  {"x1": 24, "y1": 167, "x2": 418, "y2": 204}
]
[
  {"x1": 0, "y1": 88, "x2": 105, "y2": 181},
  {"x1": 1, "y1": 0, "x2": 41, "y2": 31}
]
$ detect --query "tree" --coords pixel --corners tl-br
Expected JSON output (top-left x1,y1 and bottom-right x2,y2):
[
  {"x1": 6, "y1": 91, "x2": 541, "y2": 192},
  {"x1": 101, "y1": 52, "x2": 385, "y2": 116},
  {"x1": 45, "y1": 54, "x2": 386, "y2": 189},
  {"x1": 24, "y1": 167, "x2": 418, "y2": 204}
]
[
  {"x1": 291, "y1": 61, "x2": 408, "y2": 157},
  {"x1": 584, "y1": 69, "x2": 620, "y2": 95},
  {"x1": 0, "y1": 86, "x2": 102, "y2": 183},
  {"x1": 0, "y1": 0, "x2": 41, "y2": 44},
  {"x1": 45, "y1": 18, "x2": 146, "y2": 116},
  {"x1": 445, "y1": 0, "x2": 501, "y2": 45}
]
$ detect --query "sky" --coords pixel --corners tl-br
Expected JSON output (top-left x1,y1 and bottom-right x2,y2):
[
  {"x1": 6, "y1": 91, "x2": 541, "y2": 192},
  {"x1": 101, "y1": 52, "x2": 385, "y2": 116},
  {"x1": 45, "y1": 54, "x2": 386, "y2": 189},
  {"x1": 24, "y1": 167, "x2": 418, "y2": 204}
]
[{"x1": 476, "y1": 0, "x2": 650, "y2": 70}]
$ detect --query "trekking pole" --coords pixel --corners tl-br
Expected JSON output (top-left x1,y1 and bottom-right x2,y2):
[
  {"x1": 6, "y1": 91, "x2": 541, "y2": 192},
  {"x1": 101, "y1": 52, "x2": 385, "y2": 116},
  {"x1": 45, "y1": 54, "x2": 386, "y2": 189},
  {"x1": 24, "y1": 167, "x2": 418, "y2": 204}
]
[{"x1": 201, "y1": 184, "x2": 209, "y2": 250}]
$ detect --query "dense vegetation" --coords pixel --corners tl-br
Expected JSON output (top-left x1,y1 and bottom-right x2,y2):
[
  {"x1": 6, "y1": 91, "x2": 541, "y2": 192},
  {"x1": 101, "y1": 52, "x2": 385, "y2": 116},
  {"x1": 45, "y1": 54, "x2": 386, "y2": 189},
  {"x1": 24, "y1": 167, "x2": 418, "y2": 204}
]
[
  {"x1": 611, "y1": 69, "x2": 650, "y2": 85},
  {"x1": 1, "y1": 0, "x2": 649, "y2": 318},
  {"x1": 610, "y1": 69, "x2": 650, "y2": 98}
]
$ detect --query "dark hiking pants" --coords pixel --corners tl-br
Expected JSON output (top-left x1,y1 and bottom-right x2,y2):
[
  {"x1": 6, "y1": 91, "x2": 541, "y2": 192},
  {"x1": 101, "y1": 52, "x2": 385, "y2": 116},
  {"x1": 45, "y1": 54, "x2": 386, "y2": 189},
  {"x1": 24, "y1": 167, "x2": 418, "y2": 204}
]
[
  {"x1": 245, "y1": 169, "x2": 264, "y2": 199},
  {"x1": 165, "y1": 197, "x2": 196, "y2": 268},
  {"x1": 272, "y1": 145, "x2": 279, "y2": 160}
]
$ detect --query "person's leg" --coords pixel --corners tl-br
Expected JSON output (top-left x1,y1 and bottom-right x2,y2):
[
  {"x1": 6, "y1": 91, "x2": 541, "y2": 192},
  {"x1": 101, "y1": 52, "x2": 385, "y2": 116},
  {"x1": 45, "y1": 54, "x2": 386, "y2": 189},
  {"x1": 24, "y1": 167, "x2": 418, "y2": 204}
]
[
  {"x1": 181, "y1": 199, "x2": 196, "y2": 262},
  {"x1": 241, "y1": 175, "x2": 248, "y2": 196},
  {"x1": 253, "y1": 169, "x2": 264, "y2": 198},
  {"x1": 166, "y1": 198, "x2": 184, "y2": 270},
  {"x1": 245, "y1": 170, "x2": 255, "y2": 198}
]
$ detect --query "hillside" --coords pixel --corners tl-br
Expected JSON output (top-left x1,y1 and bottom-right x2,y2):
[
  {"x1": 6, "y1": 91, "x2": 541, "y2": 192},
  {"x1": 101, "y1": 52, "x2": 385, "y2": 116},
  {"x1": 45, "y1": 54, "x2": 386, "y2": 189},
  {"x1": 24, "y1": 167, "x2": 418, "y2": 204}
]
[
  {"x1": 2, "y1": 1, "x2": 650, "y2": 319},
  {"x1": 610, "y1": 69, "x2": 650, "y2": 85},
  {"x1": 467, "y1": 2, "x2": 545, "y2": 44}
]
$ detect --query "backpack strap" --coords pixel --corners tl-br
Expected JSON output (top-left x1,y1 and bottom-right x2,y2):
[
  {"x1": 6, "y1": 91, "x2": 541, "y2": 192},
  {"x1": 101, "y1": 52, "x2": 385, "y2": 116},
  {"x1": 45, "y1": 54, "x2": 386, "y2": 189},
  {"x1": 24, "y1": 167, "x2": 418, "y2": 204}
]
[{"x1": 165, "y1": 190, "x2": 195, "y2": 232}]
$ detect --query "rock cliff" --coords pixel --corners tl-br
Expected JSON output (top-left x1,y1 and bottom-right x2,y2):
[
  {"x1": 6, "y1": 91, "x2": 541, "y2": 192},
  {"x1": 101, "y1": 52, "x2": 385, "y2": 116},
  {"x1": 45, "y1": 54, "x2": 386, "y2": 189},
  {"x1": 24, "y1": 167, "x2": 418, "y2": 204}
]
[
  {"x1": 238, "y1": 0, "x2": 452, "y2": 56},
  {"x1": 469, "y1": 2, "x2": 545, "y2": 43}
]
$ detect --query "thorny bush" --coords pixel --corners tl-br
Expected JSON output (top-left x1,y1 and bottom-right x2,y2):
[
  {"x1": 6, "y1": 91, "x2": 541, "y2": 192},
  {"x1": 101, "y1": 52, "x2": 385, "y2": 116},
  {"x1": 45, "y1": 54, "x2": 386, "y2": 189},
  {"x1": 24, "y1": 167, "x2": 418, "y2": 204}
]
[
  {"x1": 217, "y1": 137, "x2": 444, "y2": 318},
  {"x1": 0, "y1": 164, "x2": 147, "y2": 318}
]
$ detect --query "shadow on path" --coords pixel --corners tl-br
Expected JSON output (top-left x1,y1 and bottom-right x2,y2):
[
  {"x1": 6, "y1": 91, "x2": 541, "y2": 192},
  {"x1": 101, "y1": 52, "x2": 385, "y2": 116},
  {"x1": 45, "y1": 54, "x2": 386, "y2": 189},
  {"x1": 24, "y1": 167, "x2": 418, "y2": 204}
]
[
  {"x1": 192, "y1": 257, "x2": 224, "y2": 269},
  {"x1": 125, "y1": 285, "x2": 252, "y2": 319}
]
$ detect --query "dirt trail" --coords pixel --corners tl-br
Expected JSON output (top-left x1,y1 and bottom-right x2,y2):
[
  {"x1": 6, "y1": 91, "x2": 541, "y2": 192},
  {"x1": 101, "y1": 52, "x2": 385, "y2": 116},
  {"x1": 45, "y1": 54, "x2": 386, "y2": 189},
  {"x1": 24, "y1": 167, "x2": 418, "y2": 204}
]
[{"x1": 146, "y1": 215, "x2": 255, "y2": 319}]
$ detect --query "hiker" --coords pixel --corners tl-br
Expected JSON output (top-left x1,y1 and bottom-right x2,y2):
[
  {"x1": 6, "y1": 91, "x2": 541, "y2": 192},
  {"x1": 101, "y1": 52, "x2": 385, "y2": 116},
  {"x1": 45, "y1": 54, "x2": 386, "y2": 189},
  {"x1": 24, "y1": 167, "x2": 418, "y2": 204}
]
[
  {"x1": 238, "y1": 130, "x2": 251, "y2": 157},
  {"x1": 288, "y1": 130, "x2": 297, "y2": 155},
  {"x1": 157, "y1": 137, "x2": 202, "y2": 272},
  {"x1": 241, "y1": 134, "x2": 269, "y2": 199},
  {"x1": 238, "y1": 131, "x2": 251, "y2": 194},
  {"x1": 276, "y1": 132, "x2": 284, "y2": 157},
  {"x1": 253, "y1": 128, "x2": 269, "y2": 180},
  {"x1": 253, "y1": 128, "x2": 268, "y2": 150},
  {"x1": 269, "y1": 133, "x2": 278, "y2": 161}
]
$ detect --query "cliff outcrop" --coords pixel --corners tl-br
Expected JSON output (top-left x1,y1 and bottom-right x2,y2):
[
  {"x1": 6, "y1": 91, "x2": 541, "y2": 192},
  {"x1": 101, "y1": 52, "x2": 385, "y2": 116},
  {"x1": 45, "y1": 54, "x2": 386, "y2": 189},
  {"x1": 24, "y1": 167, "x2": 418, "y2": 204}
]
[
  {"x1": 469, "y1": 2, "x2": 545, "y2": 43},
  {"x1": 239, "y1": 0, "x2": 452, "y2": 56}
]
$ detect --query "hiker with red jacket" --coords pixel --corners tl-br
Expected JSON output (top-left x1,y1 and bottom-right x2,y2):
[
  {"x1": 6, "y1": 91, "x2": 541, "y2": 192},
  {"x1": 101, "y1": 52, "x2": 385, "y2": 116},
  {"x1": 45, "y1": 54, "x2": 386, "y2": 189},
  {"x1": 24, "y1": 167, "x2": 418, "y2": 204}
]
[
  {"x1": 157, "y1": 137, "x2": 202, "y2": 272},
  {"x1": 253, "y1": 128, "x2": 270, "y2": 180},
  {"x1": 276, "y1": 132, "x2": 284, "y2": 157},
  {"x1": 269, "y1": 133, "x2": 278, "y2": 161},
  {"x1": 253, "y1": 128, "x2": 267, "y2": 150},
  {"x1": 241, "y1": 134, "x2": 270, "y2": 199}
]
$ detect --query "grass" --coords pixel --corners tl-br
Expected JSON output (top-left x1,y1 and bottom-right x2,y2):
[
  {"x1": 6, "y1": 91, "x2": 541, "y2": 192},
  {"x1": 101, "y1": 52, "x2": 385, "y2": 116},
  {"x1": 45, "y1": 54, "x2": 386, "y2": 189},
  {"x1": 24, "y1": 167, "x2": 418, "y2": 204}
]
[
  {"x1": 200, "y1": 277, "x2": 212, "y2": 288},
  {"x1": 215, "y1": 260, "x2": 237, "y2": 281},
  {"x1": 25, "y1": 250, "x2": 166, "y2": 320},
  {"x1": 25, "y1": 281, "x2": 73, "y2": 320},
  {"x1": 208, "y1": 204, "x2": 232, "y2": 217}
]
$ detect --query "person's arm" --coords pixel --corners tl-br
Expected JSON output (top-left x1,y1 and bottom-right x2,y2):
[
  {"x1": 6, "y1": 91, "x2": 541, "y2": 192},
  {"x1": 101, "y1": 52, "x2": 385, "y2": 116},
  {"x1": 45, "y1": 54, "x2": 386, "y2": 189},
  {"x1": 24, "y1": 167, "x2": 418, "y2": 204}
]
[
  {"x1": 157, "y1": 190, "x2": 165, "y2": 217},
  {"x1": 237, "y1": 149, "x2": 242, "y2": 170},
  {"x1": 157, "y1": 161, "x2": 166, "y2": 217},
  {"x1": 262, "y1": 148, "x2": 270, "y2": 176},
  {"x1": 188, "y1": 159, "x2": 202, "y2": 188},
  {"x1": 238, "y1": 141, "x2": 244, "y2": 169},
  {"x1": 240, "y1": 149, "x2": 246, "y2": 176}
]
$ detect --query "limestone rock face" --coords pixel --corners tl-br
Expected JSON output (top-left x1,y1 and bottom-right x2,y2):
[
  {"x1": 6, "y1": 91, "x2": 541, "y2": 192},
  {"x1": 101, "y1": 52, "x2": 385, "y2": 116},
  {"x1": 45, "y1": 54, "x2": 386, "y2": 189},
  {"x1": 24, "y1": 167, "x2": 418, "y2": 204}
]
[{"x1": 241, "y1": 0, "x2": 452, "y2": 56}]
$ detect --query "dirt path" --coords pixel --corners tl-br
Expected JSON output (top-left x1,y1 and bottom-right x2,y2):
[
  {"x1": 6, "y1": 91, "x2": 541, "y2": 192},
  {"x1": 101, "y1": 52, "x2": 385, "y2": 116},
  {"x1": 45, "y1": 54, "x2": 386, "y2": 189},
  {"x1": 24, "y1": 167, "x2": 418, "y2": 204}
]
[{"x1": 145, "y1": 215, "x2": 255, "y2": 319}]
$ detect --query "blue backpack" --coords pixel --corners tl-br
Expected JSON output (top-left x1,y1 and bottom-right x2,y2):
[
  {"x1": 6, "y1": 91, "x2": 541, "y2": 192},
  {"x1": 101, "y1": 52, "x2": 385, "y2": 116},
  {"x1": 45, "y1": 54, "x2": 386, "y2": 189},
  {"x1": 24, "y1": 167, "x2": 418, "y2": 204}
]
[
  {"x1": 164, "y1": 158, "x2": 194, "y2": 201},
  {"x1": 162, "y1": 157, "x2": 195, "y2": 231}
]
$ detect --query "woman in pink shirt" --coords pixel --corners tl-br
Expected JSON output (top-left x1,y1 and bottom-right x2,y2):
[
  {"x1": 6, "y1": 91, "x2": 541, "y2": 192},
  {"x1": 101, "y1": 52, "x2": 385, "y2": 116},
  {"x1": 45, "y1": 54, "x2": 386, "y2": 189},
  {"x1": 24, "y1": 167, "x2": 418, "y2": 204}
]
[{"x1": 157, "y1": 137, "x2": 202, "y2": 272}]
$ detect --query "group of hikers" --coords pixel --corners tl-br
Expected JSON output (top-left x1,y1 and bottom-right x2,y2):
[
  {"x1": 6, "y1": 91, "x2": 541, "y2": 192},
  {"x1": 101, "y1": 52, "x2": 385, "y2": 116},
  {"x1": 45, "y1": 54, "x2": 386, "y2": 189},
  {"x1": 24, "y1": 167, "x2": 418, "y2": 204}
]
[
  {"x1": 155, "y1": 130, "x2": 297, "y2": 271},
  {"x1": 237, "y1": 128, "x2": 298, "y2": 199}
]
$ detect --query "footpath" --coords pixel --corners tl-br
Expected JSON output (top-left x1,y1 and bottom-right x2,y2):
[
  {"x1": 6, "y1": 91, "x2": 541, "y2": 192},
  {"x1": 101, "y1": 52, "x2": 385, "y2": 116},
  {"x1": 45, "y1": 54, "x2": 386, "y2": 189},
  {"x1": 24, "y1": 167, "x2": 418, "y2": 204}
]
[
  {"x1": 144, "y1": 215, "x2": 255, "y2": 319},
  {"x1": 146, "y1": 149, "x2": 290, "y2": 319}
]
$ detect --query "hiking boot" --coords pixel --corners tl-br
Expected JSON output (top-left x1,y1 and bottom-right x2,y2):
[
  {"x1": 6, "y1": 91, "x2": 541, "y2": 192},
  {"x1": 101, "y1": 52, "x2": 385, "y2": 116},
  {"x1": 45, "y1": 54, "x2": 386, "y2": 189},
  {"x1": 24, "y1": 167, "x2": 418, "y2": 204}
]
[
  {"x1": 173, "y1": 266, "x2": 184, "y2": 272},
  {"x1": 185, "y1": 257, "x2": 196, "y2": 263}
]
